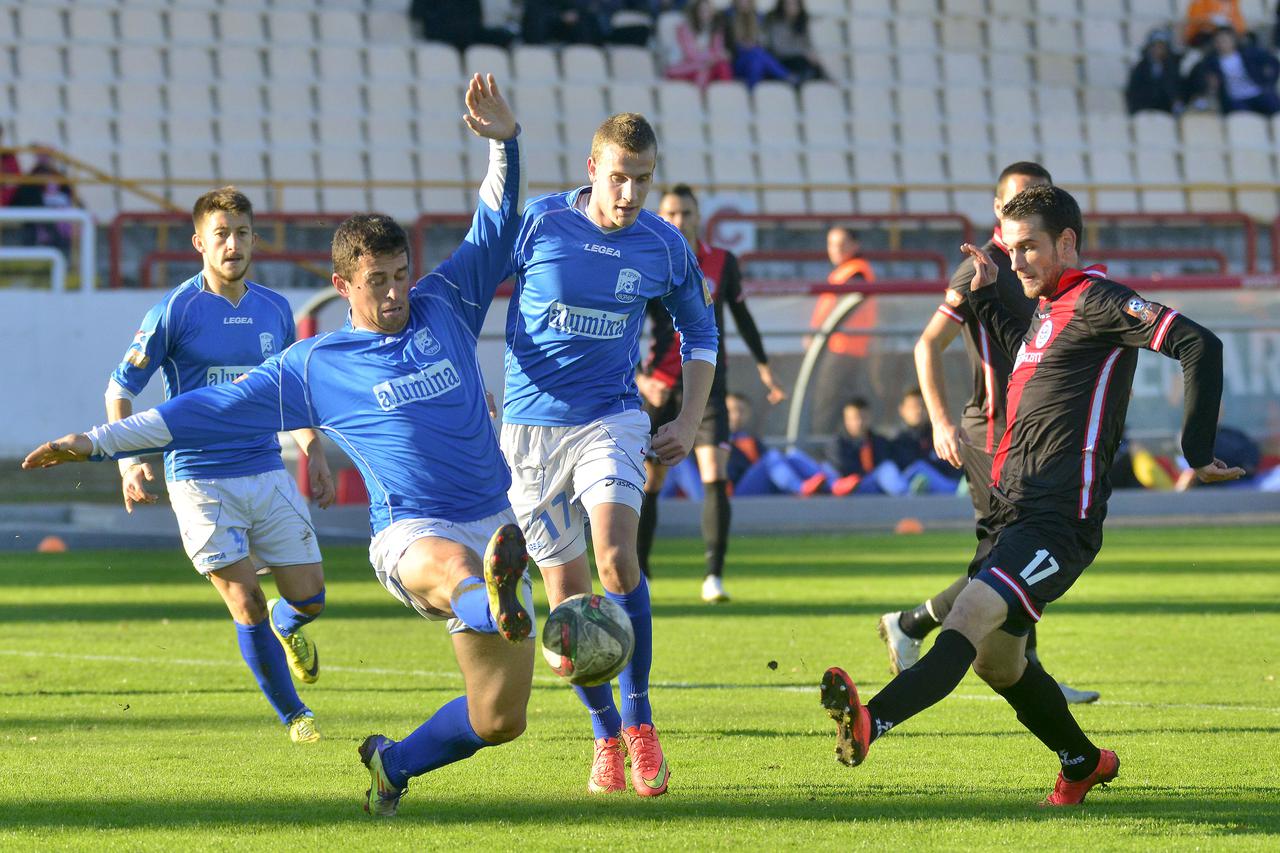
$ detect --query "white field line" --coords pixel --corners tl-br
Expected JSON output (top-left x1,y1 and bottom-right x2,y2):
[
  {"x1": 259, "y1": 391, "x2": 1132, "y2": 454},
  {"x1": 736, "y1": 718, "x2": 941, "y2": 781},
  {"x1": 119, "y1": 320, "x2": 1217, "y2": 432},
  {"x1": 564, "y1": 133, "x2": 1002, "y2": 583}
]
[{"x1": 2, "y1": 649, "x2": 1278, "y2": 715}]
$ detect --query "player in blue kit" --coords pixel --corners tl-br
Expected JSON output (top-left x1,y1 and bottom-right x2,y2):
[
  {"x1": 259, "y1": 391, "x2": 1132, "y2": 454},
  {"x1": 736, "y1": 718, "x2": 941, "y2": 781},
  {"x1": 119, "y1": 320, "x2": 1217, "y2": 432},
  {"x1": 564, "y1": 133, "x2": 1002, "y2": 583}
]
[
  {"x1": 106, "y1": 185, "x2": 336, "y2": 744},
  {"x1": 24, "y1": 74, "x2": 533, "y2": 817},
  {"x1": 500, "y1": 113, "x2": 719, "y2": 796}
]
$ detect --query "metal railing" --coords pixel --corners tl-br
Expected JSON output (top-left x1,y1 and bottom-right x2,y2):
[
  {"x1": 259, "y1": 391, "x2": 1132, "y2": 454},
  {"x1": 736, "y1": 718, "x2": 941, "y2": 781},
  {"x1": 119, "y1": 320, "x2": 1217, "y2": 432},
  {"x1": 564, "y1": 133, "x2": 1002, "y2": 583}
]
[{"x1": 0, "y1": 207, "x2": 95, "y2": 292}]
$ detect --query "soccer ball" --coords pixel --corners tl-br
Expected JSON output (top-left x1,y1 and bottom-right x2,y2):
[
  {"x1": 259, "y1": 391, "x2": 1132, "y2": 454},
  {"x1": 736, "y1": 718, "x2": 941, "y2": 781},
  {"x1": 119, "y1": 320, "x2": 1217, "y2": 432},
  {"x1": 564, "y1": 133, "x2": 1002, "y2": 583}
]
[{"x1": 541, "y1": 593, "x2": 635, "y2": 687}]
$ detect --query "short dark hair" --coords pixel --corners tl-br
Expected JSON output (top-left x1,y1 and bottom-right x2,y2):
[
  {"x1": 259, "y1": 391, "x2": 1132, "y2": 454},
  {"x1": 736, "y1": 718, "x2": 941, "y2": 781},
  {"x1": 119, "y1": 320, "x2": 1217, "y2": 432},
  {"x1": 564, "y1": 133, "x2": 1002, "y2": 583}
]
[
  {"x1": 192, "y1": 186, "x2": 253, "y2": 229},
  {"x1": 663, "y1": 182, "x2": 699, "y2": 207},
  {"x1": 830, "y1": 226, "x2": 860, "y2": 242},
  {"x1": 331, "y1": 214, "x2": 409, "y2": 281},
  {"x1": 844, "y1": 396, "x2": 870, "y2": 411},
  {"x1": 591, "y1": 112, "x2": 658, "y2": 162},
  {"x1": 727, "y1": 391, "x2": 751, "y2": 406},
  {"x1": 995, "y1": 161, "x2": 1053, "y2": 197},
  {"x1": 902, "y1": 387, "x2": 923, "y2": 401},
  {"x1": 999, "y1": 185, "x2": 1083, "y2": 250}
]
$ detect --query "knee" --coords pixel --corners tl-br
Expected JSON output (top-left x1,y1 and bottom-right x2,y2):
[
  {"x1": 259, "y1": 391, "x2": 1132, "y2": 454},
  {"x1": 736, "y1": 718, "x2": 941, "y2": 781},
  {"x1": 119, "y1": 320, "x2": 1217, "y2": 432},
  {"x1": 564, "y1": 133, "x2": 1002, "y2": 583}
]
[
  {"x1": 229, "y1": 586, "x2": 269, "y2": 625},
  {"x1": 595, "y1": 543, "x2": 638, "y2": 581},
  {"x1": 472, "y1": 709, "x2": 527, "y2": 744},
  {"x1": 296, "y1": 600, "x2": 325, "y2": 618},
  {"x1": 973, "y1": 656, "x2": 1025, "y2": 691}
]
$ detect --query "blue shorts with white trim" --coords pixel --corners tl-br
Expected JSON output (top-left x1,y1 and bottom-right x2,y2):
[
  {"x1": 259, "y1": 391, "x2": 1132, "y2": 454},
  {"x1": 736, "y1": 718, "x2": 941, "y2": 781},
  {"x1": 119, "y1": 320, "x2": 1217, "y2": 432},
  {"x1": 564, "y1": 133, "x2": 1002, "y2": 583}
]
[{"x1": 971, "y1": 506, "x2": 1103, "y2": 636}]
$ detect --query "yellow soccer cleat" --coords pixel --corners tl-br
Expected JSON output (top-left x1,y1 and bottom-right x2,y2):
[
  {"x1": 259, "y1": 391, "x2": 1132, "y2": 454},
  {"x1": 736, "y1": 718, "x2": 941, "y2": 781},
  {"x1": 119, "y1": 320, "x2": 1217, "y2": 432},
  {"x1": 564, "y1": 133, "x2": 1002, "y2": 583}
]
[
  {"x1": 268, "y1": 597, "x2": 319, "y2": 683},
  {"x1": 288, "y1": 713, "x2": 321, "y2": 744},
  {"x1": 482, "y1": 524, "x2": 532, "y2": 643}
]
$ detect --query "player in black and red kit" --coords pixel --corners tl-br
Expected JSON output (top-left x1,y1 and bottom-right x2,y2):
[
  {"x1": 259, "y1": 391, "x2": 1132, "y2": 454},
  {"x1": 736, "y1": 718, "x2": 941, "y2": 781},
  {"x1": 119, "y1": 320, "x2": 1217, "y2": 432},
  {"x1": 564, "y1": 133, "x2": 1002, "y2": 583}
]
[
  {"x1": 877, "y1": 162, "x2": 1099, "y2": 705},
  {"x1": 636, "y1": 184, "x2": 786, "y2": 602},
  {"x1": 820, "y1": 185, "x2": 1243, "y2": 805}
]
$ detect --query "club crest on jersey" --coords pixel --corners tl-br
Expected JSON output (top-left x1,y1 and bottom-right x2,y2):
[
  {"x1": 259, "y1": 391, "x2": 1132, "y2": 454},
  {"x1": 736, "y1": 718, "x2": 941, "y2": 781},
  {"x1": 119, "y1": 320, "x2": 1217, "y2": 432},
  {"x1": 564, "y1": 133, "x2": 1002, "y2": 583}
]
[
  {"x1": 1123, "y1": 297, "x2": 1162, "y2": 324},
  {"x1": 413, "y1": 326, "x2": 442, "y2": 356},
  {"x1": 615, "y1": 268, "x2": 641, "y2": 303},
  {"x1": 1034, "y1": 320, "x2": 1053, "y2": 348},
  {"x1": 259, "y1": 333, "x2": 275, "y2": 357},
  {"x1": 701, "y1": 276, "x2": 714, "y2": 306},
  {"x1": 126, "y1": 330, "x2": 151, "y2": 368}
]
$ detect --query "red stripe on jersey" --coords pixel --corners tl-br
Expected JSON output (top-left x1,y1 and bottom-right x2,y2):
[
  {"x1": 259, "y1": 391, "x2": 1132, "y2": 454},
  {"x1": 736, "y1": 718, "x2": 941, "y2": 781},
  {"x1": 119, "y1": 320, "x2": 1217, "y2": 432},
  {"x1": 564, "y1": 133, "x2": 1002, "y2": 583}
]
[
  {"x1": 977, "y1": 323, "x2": 996, "y2": 452},
  {"x1": 991, "y1": 277, "x2": 1094, "y2": 488},
  {"x1": 938, "y1": 304, "x2": 965, "y2": 325},
  {"x1": 988, "y1": 567, "x2": 1042, "y2": 621},
  {"x1": 1150, "y1": 309, "x2": 1180, "y2": 352},
  {"x1": 1078, "y1": 347, "x2": 1123, "y2": 519}
]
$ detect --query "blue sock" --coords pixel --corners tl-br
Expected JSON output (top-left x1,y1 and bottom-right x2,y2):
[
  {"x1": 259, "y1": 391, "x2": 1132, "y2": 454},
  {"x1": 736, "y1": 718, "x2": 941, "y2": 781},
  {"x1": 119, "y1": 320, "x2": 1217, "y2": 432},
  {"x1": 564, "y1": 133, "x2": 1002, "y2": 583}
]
[
  {"x1": 573, "y1": 682, "x2": 623, "y2": 740},
  {"x1": 450, "y1": 578, "x2": 497, "y2": 634},
  {"x1": 606, "y1": 573, "x2": 653, "y2": 728},
  {"x1": 270, "y1": 588, "x2": 325, "y2": 638},
  {"x1": 235, "y1": 619, "x2": 306, "y2": 724},
  {"x1": 380, "y1": 696, "x2": 490, "y2": 788}
]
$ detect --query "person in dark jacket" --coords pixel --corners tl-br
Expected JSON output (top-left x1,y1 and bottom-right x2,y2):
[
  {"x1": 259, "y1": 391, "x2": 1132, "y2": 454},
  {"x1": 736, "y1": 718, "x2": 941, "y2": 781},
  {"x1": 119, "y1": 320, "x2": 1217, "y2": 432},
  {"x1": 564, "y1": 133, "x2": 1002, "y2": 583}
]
[
  {"x1": 1125, "y1": 28, "x2": 1186, "y2": 114},
  {"x1": 411, "y1": 0, "x2": 513, "y2": 48},
  {"x1": 1188, "y1": 26, "x2": 1280, "y2": 115}
]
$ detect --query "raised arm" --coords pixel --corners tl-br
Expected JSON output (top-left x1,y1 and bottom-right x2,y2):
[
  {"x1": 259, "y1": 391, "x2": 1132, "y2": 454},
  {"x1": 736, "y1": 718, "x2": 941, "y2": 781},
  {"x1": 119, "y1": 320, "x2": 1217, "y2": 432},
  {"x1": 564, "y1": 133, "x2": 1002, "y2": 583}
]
[
  {"x1": 961, "y1": 243, "x2": 1030, "y2": 362},
  {"x1": 422, "y1": 73, "x2": 526, "y2": 336}
]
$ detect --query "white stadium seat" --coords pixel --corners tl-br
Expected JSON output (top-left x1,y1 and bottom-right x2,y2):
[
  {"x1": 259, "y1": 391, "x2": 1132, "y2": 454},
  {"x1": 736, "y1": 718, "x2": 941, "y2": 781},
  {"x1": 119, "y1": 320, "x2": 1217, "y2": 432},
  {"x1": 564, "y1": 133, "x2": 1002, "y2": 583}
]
[
  {"x1": 266, "y1": 10, "x2": 316, "y2": 46},
  {"x1": 17, "y1": 7, "x2": 65, "y2": 44},
  {"x1": 462, "y1": 44, "x2": 511, "y2": 80},
  {"x1": 610, "y1": 46, "x2": 656, "y2": 81},
  {"x1": 805, "y1": 150, "x2": 855, "y2": 213},
  {"x1": 368, "y1": 147, "x2": 420, "y2": 221},
  {"x1": 218, "y1": 11, "x2": 267, "y2": 46},
  {"x1": 319, "y1": 147, "x2": 368, "y2": 213},
  {"x1": 1133, "y1": 150, "x2": 1185, "y2": 212},
  {"x1": 851, "y1": 149, "x2": 898, "y2": 211},
  {"x1": 268, "y1": 147, "x2": 321, "y2": 212},
  {"x1": 562, "y1": 45, "x2": 607, "y2": 83},
  {"x1": 759, "y1": 150, "x2": 806, "y2": 213},
  {"x1": 511, "y1": 45, "x2": 558, "y2": 84},
  {"x1": 1229, "y1": 150, "x2": 1279, "y2": 221},
  {"x1": 1133, "y1": 111, "x2": 1179, "y2": 151},
  {"x1": 68, "y1": 6, "x2": 116, "y2": 45},
  {"x1": 367, "y1": 46, "x2": 414, "y2": 81}
]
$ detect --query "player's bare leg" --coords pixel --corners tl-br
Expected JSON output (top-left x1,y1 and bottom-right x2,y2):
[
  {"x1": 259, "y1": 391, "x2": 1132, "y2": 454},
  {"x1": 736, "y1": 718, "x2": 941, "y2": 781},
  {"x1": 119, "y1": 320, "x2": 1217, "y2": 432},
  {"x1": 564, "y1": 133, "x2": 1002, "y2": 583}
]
[
  {"x1": 396, "y1": 534, "x2": 531, "y2": 642},
  {"x1": 695, "y1": 443, "x2": 731, "y2": 603},
  {"x1": 207, "y1": 558, "x2": 316, "y2": 741}
]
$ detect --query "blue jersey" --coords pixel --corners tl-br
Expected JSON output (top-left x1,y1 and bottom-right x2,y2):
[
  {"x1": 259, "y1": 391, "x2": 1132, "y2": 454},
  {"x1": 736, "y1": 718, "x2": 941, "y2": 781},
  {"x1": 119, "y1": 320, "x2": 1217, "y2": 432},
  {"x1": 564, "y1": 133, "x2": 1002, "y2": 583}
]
[
  {"x1": 501, "y1": 189, "x2": 718, "y2": 426},
  {"x1": 111, "y1": 276, "x2": 296, "y2": 481},
  {"x1": 92, "y1": 137, "x2": 525, "y2": 536}
]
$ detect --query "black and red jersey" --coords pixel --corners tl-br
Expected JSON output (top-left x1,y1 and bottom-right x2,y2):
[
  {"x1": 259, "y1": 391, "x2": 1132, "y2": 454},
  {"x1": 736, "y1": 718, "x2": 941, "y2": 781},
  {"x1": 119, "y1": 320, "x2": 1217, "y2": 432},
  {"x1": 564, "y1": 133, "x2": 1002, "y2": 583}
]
[
  {"x1": 938, "y1": 229, "x2": 1037, "y2": 453},
  {"x1": 643, "y1": 241, "x2": 768, "y2": 391},
  {"x1": 969, "y1": 266, "x2": 1223, "y2": 521}
]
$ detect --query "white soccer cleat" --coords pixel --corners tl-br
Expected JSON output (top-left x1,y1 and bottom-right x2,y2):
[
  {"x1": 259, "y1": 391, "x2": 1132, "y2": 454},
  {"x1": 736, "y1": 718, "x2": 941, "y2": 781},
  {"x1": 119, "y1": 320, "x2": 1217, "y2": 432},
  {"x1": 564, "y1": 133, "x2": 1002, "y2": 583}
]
[
  {"x1": 876, "y1": 612, "x2": 922, "y2": 674},
  {"x1": 1058, "y1": 681, "x2": 1101, "y2": 704},
  {"x1": 701, "y1": 574, "x2": 729, "y2": 603}
]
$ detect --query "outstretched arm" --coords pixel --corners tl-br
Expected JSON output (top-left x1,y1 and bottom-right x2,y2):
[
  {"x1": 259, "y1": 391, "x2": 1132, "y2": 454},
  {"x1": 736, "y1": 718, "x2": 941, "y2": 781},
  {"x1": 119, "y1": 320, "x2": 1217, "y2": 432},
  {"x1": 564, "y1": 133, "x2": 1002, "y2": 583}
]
[{"x1": 961, "y1": 243, "x2": 1029, "y2": 362}]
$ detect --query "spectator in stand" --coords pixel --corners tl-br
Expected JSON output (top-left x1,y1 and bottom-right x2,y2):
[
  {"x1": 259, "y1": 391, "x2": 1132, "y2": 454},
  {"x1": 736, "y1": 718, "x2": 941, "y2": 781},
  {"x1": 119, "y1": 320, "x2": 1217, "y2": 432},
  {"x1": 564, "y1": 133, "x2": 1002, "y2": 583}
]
[
  {"x1": 1275, "y1": 0, "x2": 1279, "y2": 51},
  {"x1": 601, "y1": 1, "x2": 658, "y2": 45},
  {"x1": 1188, "y1": 26, "x2": 1280, "y2": 115},
  {"x1": 763, "y1": 0, "x2": 827, "y2": 84},
  {"x1": 523, "y1": 0, "x2": 605, "y2": 45},
  {"x1": 1126, "y1": 28, "x2": 1186, "y2": 114},
  {"x1": 1183, "y1": 0, "x2": 1247, "y2": 48},
  {"x1": 724, "y1": 0, "x2": 794, "y2": 88},
  {"x1": 728, "y1": 393, "x2": 840, "y2": 497},
  {"x1": 808, "y1": 226, "x2": 877, "y2": 433},
  {"x1": 886, "y1": 388, "x2": 963, "y2": 495},
  {"x1": 665, "y1": 0, "x2": 733, "y2": 90},
  {"x1": 410, "y1": 0, "x2": 514, "y2": 48},
  {"x1": 1176, "y1": 420, "x2": 1261, "y2": 489},
  {"x1": 11, "y1": 146, "x2": 81, "y2": 251},
  {"x1": 0, "y1": 126, "x2": 21, "y2": 207}
]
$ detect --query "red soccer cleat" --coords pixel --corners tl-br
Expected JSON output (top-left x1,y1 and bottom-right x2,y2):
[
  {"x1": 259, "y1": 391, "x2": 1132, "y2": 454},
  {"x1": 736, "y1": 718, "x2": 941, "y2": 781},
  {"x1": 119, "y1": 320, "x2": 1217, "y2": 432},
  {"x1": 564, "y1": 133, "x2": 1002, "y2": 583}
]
[
  {"x1": 1042, "y1": 749, "x2": 1120, "y2": 806},
  {"x1": 588, "y1": 736, "x2": 626, "y2": 794},
  {"x1": 820, "y1": 667, "x2": 872, "y2": 767},
  {"x1": 622, "y1": 724, "x2": 670, "y2": 796}
]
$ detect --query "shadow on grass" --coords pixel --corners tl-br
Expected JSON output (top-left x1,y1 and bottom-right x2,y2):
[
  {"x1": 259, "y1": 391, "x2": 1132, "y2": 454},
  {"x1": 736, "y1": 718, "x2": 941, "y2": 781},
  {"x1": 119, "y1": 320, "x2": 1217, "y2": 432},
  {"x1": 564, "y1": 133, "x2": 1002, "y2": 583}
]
[{"x1": 0, "y1": 789, "x2": 1276, "y2": 834}]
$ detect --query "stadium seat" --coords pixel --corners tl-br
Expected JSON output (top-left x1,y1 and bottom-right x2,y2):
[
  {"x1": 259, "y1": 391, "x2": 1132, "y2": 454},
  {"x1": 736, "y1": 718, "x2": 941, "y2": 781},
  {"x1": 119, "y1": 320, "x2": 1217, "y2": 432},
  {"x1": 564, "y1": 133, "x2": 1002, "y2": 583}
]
[
  {"x1": 709, "y1": 150, "x2": 759, "y2": 205},
  {"x1": 753, "y1": 82, "x2": 802, "y2": 149},
  {"x1": 219, "y1": 10, "x2": 267, "y2": 46},
  {"x1": 1031, "y1": 18, "x2": 1079, "y2": 53},
  {"x1": 119, "y1": 83, "x2": 164, "y2": 118},
  {"x1": 368, "y1": 147, "x2": 420, "y2": 221},
  {"x1": 941, "y1": 0, "x2": 984, "y2": 14},
  {"x1": 268, "y1": 46, "x2": 318, "y2": 82},
  {"x1": 806, "y1": 0, "x2": 849, "y2": 15},
  {"x1": 610, "y1": 46, "x2": 656, "y2": 81},
  {"x1": 562, "y1": 45, "x2": 607, "y2": 83},
  {"x1": 420, "y1": 150, "x2": 469, "y2": 213},
  {"x1": 1088, "y1": 150, "x2": 1139, "y2": 211},
  {"x1": 986, "y1": 19, "x2": 1030, "y2": 53},
  {"x1": 119, "y1": 46, "x2": 164, "y2": 82},
  {"x1": 17, "y1": 45, "x2": 66, "y2": 82},
  {"x1": 168, "y1": 48, "x2": 216, "y2": 84},
  {"x1": 850, "y1": 18, "x2": 890, "y2": 51},
  {"x1": 524, "y1": 149, "x2": 568, "y2": 189},
  {"x1": 67, "y1": 45, "x2": 116, "y2": 82},
  {"x1": 1225, "y1": 113, "x2": 1272, "y2": 150},
  {"x1": 1133, "y1": 150, "x2": 1185, "y2": 212},
  {"x1": 1181, "y1": 114, "x2": 1226, "y2": 149},
  {"x1": 803, "y1": 82, "x2": 850, "y2": 148},
  {"x1": 167, "y1": 144, "x2": 219, "y2": 189},
  {"x1": 898, "y1": 52, "x2": 941, "y2": 86},
  {"x1": 654, "y1": 11, "x2": 684, "y2": 71},
  {"x1": 318, "y1": 45, "x2": 365, "y2": 81},
  {"x1": 656, "y1": 82, "x2": 705, "y2": 146},
  {"x1": 367, "y1": 45, "x2": 414, "y2": 81},
  {"x1": 941, "y1": 85, "x2": 987, "y2": 124},
  {"x1": 117, "y1": 114, "x2": 165, "y2": 153},
  {"x1": 851, "y1": 149, "x2": 898, "y2": 211},
  {"x1": 893, "y1": 18, "x2": 937, "y2": 51},
  {"x1": 266, "y1": 10, "x2": 317, "y2": 46},
  {"x1": 166, "y1": 82, "x2": 218, "y2": 121},
  {"x1": 68, "y1": 6, "x2": 116, "y2": 45},
  {"x1": 656, "y1": 144, "x2": 709, "y2": 189},
  {"x1": 218, "y1": 140, "x2": 270, "y2": 187},
  {"x1": 759, "y1": 150, "x2": 806, "y2": 213},
  {"x1": 1182, "y1": 150, "x2": 1231, "y2": 212},
  {"x1": 849, "y1": 51, "x2": 894, "y2": 84},
  {"x1": 940, "y1": 18, "x2": 983, "y2": 52},
  {"x1": 1229, "y1": 151, "x2": 1279, "y2": 221},
  {"x1": 804, "y1": 150, "x2": 855, "y2": 213},
  {"x1": 1133, "y1": 111, "x2": 1179, "y2": 150},
  {"x1": 1128, "y1": 0, "x2": 1178, "y2": 18},
  {"x1": 117, "y1": 7, "x2": 166, "y2": 46},
  {"x1": 1035, "y1": 54, "x2": 1079, "y2": 87},
  {"x1": 14, "y1": 113, "x2": 65, "y2": 150},
  {"x1": 113, "y1": 145, "x2": 166, "y2": 211},
  {"x1": 218, "y1": 46, "x2": 266, "y2": 83},
  {"x1": 1081, "y1": 0, "x2": 1130, "y2": 19},
  {"x1": 941, "y1": 53, "x2": 985, "y2": 85},
  {"x1": 169, "y1": 9, "x2": 216, "y2": 47},
  {"x1": 17, "y1": 6, "x2": 65, "y2": 44},
  {"x1": 267, "y1": 114, "x2": 315, "y2": 147},
  {"x1": 894, "y1": 0, "x2": 937, "y2": 16},
  {"x1": 988, "y1": 0, "x2": 1036, "y2": 18},
  {"x1": 1040, "y1": 149, "x2": 1089, "y2": 185},
  {"x1": 64, "y1": 81, "x2": 113, "y2": 121},
  {"x1": 367, "y1": 11, "x2": 413, "y2": 45},
  {"x1": 512, "y1": 45, "x2": 559, "y2": 84},
  {"x1": 268, "y1": 148, "x2": 321, "y2": 212},
  {"x1": 319, "y1": 147, "x2": 368, "y2": 213},
  {"x1": 561, "y1": 83, "x2": 609, "y2": 142},
  {"x1": 608, "y1": 82, "x2": 658, "y2": 119},
  {"x1": 1082, "y1": 55, "x2": 1130, "y2": 91},
  {"x1": 413, "y1": 43, "x2": 461, "y2": 82},
  {"x1": 851, "y1": 0, "x2": 892, "y2": 16},
  {"x1": 1081, "y1": 19, "x2": 1127, "y2": 56},
  {"x1": 507, "y1": 83, "x2": 561, "y2": 146},
  {"x1": 462, "y1": 44, "x2": 511, "y2": 80},
  {"x1": 707, "y1": 82, "x2": 754, "y2": 149},
  {"x1": 316, "y1": 9, "x2": 363, "y2": 44},
  {"x1": 900, "y1": 150, "x2": 949, "y2": 212}
]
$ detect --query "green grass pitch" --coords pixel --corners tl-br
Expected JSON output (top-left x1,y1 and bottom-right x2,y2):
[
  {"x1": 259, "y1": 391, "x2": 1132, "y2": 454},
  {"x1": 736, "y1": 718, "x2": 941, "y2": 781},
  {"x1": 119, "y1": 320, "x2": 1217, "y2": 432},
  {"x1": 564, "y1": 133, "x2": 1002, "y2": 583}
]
[{"x1": 1, "y1": 525, "x2": 1277, "y2": 850}]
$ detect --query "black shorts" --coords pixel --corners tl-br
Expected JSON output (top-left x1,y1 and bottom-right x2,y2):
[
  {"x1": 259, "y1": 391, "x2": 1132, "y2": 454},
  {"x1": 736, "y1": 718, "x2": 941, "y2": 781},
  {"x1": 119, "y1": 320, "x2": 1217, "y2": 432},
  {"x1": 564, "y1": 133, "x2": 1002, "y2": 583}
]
[
  {"x1": 959, "y1": 441, "x2": 996, "y2": 575},
  {"x1": 643, "y1": 386, "x2": 729, "y2": 448},
  {"x1": 970, "y1": 502, "x2": 1103, "y2": 636}
]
